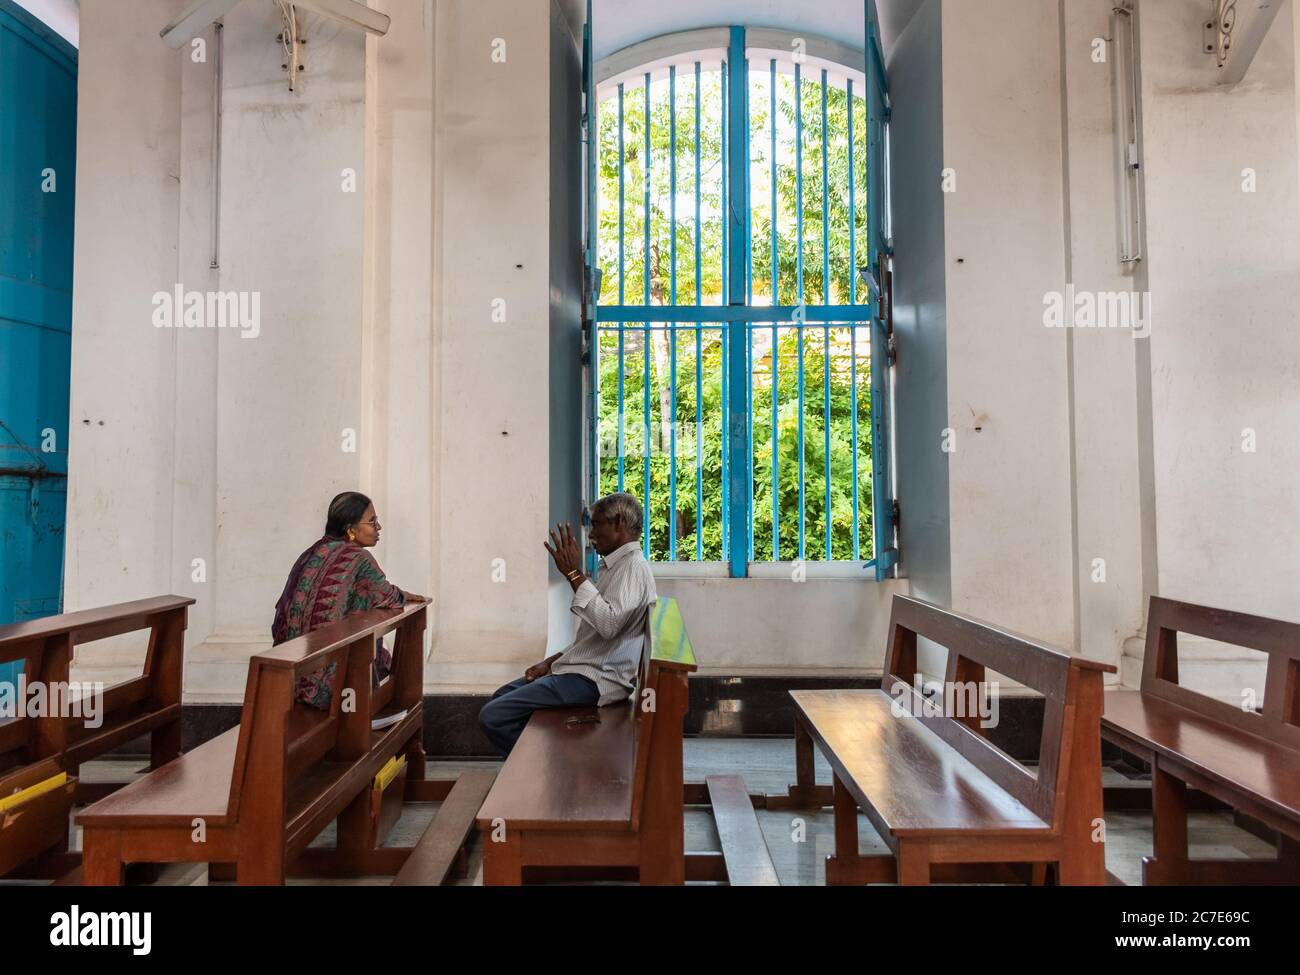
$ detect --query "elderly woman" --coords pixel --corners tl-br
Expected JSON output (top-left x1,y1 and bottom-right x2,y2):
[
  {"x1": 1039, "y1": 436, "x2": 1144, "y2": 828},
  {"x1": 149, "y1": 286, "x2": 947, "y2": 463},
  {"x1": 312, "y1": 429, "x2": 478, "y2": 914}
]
[{"x1": 272, "y1": 491, "x2": 424, "y2": 709}]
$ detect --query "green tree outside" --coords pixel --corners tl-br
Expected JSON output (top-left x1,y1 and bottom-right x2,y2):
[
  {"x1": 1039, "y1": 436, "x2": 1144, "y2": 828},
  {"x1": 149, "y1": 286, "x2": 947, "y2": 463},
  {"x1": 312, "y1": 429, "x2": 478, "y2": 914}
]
[{"x1": 596, "y1": 63, "x2": 875, "y2": 563}]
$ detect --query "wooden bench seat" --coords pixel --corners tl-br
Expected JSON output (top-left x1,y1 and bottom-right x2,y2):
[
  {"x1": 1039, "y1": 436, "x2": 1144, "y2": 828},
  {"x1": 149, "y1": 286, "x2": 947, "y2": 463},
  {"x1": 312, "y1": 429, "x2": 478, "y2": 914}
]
[
  {"x1": 476, "y1": 596, "x2": 697, "y2": 884},
  {"x1": 1105, "y1": 691, "x2": 1300, "y2": 825},
  {"x1": 80, "y1": 727, "x2": 240, "y2": 829},
  {"x1": 79, "y1": 709, "x2": 423, "y2": 846},
  {"x1": 77, "y1": 601, "x2": 492, "y2": 885},
  {"x1": 789, "y1": 595, "x2": 1115, "y2": 885},
  {"x1": 477, "y1": 704, "x2": 637, "y2": 831},
  {"x1": 0, "y1": 595, "x2": 193, "y2": 880},
  {"x1": 792, "y1": 689, "x2": 1052, "y2": 837},
  {"x1": 1102, "y1": 597, "x2": 1300, "y2": 885}
]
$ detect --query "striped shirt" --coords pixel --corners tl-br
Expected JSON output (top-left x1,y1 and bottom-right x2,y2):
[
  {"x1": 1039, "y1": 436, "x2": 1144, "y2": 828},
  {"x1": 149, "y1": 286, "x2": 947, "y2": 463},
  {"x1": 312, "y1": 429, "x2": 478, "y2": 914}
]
[{"x1": 550, "y1": 540, "x2": 657, "y2": 705}]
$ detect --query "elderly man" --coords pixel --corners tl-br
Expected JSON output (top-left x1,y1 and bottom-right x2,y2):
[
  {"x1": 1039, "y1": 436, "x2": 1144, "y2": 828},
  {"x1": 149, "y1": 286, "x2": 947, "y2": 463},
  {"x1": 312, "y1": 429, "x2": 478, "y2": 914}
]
[{"x1": 477, "y1": 492, "x2": 657, "y2": 757}]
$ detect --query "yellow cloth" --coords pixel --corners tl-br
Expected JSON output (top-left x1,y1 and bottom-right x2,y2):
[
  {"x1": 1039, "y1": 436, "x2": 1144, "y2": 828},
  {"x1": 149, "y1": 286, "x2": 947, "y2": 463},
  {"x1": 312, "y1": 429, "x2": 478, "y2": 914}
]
[{"x1": 0, "y1": 771, "x2": 68, "y2": 813}]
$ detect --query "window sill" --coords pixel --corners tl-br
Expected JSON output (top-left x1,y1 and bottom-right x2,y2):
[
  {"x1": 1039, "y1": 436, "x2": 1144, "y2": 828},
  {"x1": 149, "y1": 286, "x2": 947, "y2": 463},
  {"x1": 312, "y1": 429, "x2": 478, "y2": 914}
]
[{"x1": 649, "y1": 561, "x2": 882, "y2": 581}]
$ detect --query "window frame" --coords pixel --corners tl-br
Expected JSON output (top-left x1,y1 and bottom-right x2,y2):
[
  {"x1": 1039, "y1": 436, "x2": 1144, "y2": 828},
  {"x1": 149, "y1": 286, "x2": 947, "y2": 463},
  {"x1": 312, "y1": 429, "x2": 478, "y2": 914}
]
[{"x1": 582, "y1": 19, "x2": 897, "y2": 580}]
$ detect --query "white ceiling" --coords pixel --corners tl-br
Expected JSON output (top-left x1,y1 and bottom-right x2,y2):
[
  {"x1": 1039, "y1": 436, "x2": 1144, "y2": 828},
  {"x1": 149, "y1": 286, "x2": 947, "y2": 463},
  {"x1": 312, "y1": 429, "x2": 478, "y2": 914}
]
[
  {"x1": 11, "y1": 0, "x2": 79, "y2": 47},
  {"x1": 10, "y1": 0, "x2": 926, "y2": 65},
  {"x1": 590, "y1": 0, "x2": 924, "y2": 62}
]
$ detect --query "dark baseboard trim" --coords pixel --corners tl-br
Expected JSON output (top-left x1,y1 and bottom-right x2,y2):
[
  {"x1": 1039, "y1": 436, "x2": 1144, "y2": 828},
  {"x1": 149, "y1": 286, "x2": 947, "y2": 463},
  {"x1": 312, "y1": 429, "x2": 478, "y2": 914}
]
[{"x1": 99, "y1": 676, "x2": 1059, "y2": 763}]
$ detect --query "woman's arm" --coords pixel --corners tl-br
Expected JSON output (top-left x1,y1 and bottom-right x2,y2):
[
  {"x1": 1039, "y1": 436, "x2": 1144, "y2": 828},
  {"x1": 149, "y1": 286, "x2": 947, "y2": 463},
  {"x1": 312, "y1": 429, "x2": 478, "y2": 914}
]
[{"x1": 352, "y1": 551, "x2": 407, "y2": 609}]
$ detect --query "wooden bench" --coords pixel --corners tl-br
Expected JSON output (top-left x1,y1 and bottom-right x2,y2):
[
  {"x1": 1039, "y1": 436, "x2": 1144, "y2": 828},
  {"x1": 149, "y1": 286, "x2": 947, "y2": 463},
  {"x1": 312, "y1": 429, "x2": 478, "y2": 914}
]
[
  {"x1": 1102, "y1": 596, "x2": 1300, "y2": 885},
  {"x1": 0, "y1": 595, "x2": 193, "y2": 879},
  {"x1": 475, "y1": 596, "x2": 712, "y2": 884},
  {"x1": 789, "y1": 594, "x2": 1114, "y2": 885},
  {"x1": 77, "y1": 601, "x2": 491, "y2": 885}
]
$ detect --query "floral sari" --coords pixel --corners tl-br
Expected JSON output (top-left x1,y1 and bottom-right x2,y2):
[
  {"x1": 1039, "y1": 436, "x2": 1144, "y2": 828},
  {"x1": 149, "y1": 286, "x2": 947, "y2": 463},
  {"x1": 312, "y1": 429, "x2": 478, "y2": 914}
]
[{"x1": 271, "y1": 537, "x2": 405, "y2": 709}]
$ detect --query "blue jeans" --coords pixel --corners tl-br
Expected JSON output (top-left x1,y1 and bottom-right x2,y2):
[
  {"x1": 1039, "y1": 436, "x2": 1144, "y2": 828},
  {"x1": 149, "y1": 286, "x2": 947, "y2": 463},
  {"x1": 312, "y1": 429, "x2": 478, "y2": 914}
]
[{"x1": 478, "y1": 673, "x2": 599, "y2": 757}]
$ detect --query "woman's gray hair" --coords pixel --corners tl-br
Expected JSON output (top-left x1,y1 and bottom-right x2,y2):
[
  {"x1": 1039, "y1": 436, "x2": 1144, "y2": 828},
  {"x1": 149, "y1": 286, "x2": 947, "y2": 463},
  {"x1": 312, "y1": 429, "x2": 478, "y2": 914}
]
[{"x1": 592, "y1": 492, "x2": 643, "y2": 536}]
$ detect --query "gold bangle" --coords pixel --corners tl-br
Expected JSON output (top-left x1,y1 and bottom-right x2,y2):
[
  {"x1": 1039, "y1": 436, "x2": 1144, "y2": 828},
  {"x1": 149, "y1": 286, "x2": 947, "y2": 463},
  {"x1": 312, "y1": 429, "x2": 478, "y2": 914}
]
[{"x1": 566, "y1": 570, "x2": 581, "y2": 581}]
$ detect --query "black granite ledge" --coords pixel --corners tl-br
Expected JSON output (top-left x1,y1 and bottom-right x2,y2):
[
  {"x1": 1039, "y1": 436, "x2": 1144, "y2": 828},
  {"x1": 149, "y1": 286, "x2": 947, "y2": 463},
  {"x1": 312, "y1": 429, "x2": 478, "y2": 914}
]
[{"x1": 95, "y1": 675, "x2": 1070, "y2": 761}]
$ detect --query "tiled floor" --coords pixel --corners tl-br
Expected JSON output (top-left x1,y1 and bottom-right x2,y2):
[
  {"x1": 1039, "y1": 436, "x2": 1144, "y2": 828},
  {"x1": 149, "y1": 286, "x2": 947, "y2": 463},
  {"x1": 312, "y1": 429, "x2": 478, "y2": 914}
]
[{"x1": 32, "y1": 738, "x2": 1280, "y2": 886}]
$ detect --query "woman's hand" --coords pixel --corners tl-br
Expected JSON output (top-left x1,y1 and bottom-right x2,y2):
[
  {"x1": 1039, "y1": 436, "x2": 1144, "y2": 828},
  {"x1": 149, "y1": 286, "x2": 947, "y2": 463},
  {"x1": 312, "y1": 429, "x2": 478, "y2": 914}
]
[
  {"x1": 544, "y1": 522, "x2": 585, "y2": 588},
  {"x1": 403, "y1": 591, "x2": 429, "y2": 604}
]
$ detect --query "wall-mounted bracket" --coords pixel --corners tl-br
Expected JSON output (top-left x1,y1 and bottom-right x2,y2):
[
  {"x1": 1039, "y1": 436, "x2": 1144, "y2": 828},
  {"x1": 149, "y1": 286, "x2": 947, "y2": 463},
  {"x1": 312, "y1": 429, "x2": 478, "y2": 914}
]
[{"x1": 1203, "y1": 0, "x2": 1284, "y2": 86}]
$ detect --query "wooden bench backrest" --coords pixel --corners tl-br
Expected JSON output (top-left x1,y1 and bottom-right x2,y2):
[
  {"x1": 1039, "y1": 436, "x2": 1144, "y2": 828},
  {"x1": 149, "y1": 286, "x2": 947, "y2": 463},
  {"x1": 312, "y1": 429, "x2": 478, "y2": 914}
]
[
  {"x1": 0, "y1": 595, "x2": 193, "y2": 773},
  {"x1": 1140, "y1": 596, "x2": 1300, "y2": 753},
  {"x1": 628, "y1": 597, "x2": 697, "y2": 829},
  {"x1": 883, "y1": 595, "x2": 1114, "y2": 826},
  {"x1": 224, "y1": 601, "x2": 427, "y2": 824}
]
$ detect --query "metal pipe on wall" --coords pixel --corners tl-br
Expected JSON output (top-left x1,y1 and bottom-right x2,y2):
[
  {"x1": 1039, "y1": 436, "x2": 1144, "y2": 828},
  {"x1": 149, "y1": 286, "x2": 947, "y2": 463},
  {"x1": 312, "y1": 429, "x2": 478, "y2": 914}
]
[{"x1": 210, "y1": 21, "x2": 223, "y2": 269}]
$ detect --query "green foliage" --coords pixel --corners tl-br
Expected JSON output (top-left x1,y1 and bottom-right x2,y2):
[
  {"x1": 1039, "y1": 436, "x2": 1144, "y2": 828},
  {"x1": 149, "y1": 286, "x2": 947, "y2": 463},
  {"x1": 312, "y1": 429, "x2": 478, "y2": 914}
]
[{"x1": 596, "y1": 65, "x2": 876, "y2": 563}]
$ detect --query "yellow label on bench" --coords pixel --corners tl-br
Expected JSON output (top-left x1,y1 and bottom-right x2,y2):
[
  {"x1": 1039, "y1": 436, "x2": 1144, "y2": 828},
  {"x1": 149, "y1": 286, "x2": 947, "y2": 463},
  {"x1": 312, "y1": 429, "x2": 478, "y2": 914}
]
[
  {"x1": 0, "y1": 772, "x2": 68, "y2": 814},
  {"x1": 374, "y1": 755, "x2": 407, "y2": 793}
]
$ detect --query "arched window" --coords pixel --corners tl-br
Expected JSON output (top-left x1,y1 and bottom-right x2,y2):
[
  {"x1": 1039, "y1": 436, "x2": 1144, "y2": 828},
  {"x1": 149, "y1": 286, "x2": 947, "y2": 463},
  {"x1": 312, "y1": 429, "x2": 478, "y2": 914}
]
[{"x1": 586, "y1": 24, "x2": 894, "y2": 578}]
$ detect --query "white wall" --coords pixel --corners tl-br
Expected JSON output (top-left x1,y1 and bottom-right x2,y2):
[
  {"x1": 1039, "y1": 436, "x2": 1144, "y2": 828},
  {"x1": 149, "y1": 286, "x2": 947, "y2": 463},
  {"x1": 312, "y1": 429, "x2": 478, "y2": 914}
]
[
  {"x1": 65, "y1": 0, "x2": 571, "y2": 698},
  {"x1": 1060, "y1": 0, "x2": 1146, "y2": 671},
  {"x1": 658, "y1": 577, "x2": 908, "y2": 674},
  {"x1": 361, "y1": 0, "x2": 435, "y2": 639},
  {"x1": 213, "y1": 4, "x2": 368, "y2": 647},
  {"x1": 941, "y1": 0, "x2": 1076, "y2": 657},
  {"x1": 884, "y1": 0, "x2": 1299, "y2": 700},
  {"x1": 1132, "y1": 0, "x2": 1300, "y2": 697},
  {"x1": 424, "y1": 0, "x2": 556, "y2": 692},
  {"x1": 65, "y1": 0, "x2": 184, "y2": 676},
  {"x1": 61, "y1": 0, "x2": 1300, "y2": 702}
]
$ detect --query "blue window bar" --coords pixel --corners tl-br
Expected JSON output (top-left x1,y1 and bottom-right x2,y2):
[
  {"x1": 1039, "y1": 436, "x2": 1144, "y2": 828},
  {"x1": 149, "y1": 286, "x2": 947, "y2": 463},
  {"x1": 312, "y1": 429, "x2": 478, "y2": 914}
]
[{"x1": 592, "y1": 26, "x2": 893, "y2": 577}]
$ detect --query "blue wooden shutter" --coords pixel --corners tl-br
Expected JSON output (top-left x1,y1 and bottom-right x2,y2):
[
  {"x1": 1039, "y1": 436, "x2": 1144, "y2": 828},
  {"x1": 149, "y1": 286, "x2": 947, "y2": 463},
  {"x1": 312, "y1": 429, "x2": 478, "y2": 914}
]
[{"x1": 866, "y1": 5, "x2": 897, "y2": 579}]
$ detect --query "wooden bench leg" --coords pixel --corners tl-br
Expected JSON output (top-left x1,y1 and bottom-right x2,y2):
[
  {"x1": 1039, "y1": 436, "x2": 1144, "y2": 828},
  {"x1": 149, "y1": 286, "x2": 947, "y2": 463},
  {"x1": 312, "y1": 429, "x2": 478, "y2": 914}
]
[
  {"x1": 1142, "y1": 762, "x2": 1189, "y2": 885},
  {"x1": 236, "y1": 849, "x2": 285, "y2": 885},
  {"x1": 1057, "y1": 834, "x2": 1108, "y2": 885},
  {"x1": 825, "y1": 772, "x2": 894, "y2": 885},
  {"x1": 1058, "y1": 850, "x2": 1107, "y2": 885},
  {"x1": 638, "y1": 838, "x2": 684, "y2": 885},
  {"x1": 150, "y1": 718, "x2": 182, "y2": 771},
  {"x1": 767, "y1": 716, "x2": 834, "y2": 810},
  {"x1": 82, "y1": 829, "x2": 124, "y2": 886},
  {"x1": 1139, "y1": 817, "x2": 1300, "y2": 885},
  {"x1": 896, "y1": 840, "x2": 931, "y2": 886},
  {"x1": 404, "y1": 734, "x2": 427, "y2": 783},
  {"x1": 1279, "y1": 834, "x2": 1300, "y2": 866},
  {"x1": 335, "y1": 786, "x2": 376, "y2": 857},
  {"x1": 636, "y1": 668, "x2": 687, "y2": 885},
  {"x1": 481, "y1": 827, "x2": 523, "y2": 885}
]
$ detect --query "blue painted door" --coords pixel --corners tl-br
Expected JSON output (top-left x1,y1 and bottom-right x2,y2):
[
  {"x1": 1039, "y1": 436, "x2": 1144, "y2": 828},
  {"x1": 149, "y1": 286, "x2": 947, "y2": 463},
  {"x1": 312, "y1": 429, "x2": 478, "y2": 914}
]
[{"x1": 0, "y1": 0, "x2": 77, "y2": 692}]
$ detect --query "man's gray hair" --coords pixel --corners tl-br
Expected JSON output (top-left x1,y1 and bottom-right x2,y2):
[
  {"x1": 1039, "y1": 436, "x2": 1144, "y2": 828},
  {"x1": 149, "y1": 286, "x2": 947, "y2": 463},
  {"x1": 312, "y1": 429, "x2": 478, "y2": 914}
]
[{"x1": 592, "y1": 492, "x2": 643, "y2": 536}]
